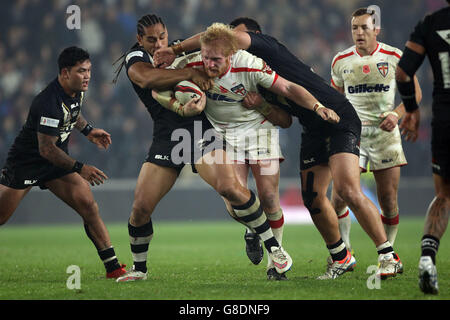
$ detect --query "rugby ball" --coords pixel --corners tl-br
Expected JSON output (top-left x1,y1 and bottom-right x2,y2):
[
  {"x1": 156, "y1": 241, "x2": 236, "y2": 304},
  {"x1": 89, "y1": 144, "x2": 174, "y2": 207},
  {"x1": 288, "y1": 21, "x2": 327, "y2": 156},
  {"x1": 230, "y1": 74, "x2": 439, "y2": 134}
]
[{"x1": 174, "y1": 80, "x2": 204, "y2": 105}]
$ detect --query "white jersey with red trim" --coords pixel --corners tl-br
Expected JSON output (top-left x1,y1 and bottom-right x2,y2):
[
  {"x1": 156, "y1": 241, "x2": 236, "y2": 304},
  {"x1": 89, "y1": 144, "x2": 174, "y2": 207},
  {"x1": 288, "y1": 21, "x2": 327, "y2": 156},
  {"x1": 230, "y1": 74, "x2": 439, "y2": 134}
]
[
  {"x1": 172, "y1": 50, "x2": 283, "y2": 161},
  {"x1": 173, "y1": 50, "x2": 278, "y2": 127},
  {"x1": 331, "y1": 42, "x2": 402, "y2": 124}
]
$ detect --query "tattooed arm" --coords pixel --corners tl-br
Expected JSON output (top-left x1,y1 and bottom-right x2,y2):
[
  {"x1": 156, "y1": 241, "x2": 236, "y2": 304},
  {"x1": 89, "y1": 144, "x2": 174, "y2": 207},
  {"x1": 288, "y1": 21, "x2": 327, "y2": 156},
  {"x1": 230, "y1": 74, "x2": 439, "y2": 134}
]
[{"x1": 37, "y1": 132, "x2": 108, "y2": 185}]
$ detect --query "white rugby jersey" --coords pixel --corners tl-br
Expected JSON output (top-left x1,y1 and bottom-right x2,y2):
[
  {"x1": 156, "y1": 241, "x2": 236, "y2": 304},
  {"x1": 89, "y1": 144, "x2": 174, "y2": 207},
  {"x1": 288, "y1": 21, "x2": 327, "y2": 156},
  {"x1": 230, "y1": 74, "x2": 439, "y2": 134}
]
[
  {"x1": 172, "y1": 50, "x2": 279, "y2": 129},
  {"x1": 331, "y1": 42, "x2": 402, "y2": 123}
]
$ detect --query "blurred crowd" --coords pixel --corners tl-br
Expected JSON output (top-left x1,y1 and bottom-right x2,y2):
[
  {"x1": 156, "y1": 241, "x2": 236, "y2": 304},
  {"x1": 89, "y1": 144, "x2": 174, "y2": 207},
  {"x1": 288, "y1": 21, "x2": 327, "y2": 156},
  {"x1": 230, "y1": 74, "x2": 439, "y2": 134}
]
[{"x1": 0, "y1": 0, "x2": 445, "y2": 178}]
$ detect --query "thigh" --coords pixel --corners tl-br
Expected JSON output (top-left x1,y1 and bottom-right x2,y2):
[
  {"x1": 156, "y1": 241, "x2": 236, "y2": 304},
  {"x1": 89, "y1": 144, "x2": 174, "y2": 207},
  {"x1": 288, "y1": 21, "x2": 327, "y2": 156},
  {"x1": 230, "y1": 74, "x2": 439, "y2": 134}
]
[
  {"x1": 195, "y1": 149, "x2": 239, "y2": 186},
  {"x1": 133, "y1": 162, "x2": 179, "y2": 213},
  {"x1": 373, "y1": 166, "x2": 401, "y2": 195},
  {"x1": 329, "y1": 152, "x2": 361, "y2": 193},
  {"x1": 431, "y1": 122, "x2": 450, "y2": 179},
  {"x1": 362, "y1": 126, "x2": 407, "y2": 171},
  {"x1": 45, "y1": 173, "x2": 95, "y2": 212},
  {"x1": 300, "y1": 164, "x2": 332, "y2": 203},
  {"x1": 251, "y1": 161, "x2": 280, "y2": 194},
  {"x1": 0, "y1": 184, "x2": 31, "y2": 223},
  {"x1": 195, "y1": 149, "x2": 249, "y2": 204}
]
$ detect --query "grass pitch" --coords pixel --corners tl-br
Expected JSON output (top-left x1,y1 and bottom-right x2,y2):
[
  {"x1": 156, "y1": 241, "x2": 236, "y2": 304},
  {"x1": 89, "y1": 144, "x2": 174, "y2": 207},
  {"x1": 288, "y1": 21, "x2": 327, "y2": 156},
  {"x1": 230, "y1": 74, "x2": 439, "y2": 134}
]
[{"x1": 0, "y1": 218, "x2": 448, "y2": 301}]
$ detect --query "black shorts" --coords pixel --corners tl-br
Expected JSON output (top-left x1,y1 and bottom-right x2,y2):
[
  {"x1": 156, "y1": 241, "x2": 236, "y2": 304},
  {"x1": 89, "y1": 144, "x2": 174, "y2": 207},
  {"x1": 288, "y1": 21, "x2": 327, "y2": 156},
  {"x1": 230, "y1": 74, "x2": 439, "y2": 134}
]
[
  {"x1": 0, "y1": 160, "x2": 72, "y2": 190},
  {"x1": 145, "y1": 118, "x2": 224, "y2": 174},
  {"x1": 431, "y1": 120, "x2": 450, "y2": 179},
  {"x1": 299, "y1": 105, "x2": 361, "y2": 171}
]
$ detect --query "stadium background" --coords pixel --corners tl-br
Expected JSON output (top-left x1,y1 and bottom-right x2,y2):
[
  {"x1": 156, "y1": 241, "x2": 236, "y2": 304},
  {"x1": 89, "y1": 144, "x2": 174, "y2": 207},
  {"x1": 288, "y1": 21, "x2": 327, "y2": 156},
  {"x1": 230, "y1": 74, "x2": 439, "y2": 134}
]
[{"x1": 0, "y1": 0, "x2": 444, "y2": 224}]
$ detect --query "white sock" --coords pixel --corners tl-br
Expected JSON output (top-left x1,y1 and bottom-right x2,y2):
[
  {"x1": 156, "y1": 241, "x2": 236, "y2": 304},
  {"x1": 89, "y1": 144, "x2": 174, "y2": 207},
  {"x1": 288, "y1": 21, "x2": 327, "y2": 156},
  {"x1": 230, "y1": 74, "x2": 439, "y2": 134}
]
[
  {"x1": 381, "y1": 211, "x2": 399, "y2": 246},
  {"x1": 337, "y1": 207, "x2": 352, "y2": 251}
]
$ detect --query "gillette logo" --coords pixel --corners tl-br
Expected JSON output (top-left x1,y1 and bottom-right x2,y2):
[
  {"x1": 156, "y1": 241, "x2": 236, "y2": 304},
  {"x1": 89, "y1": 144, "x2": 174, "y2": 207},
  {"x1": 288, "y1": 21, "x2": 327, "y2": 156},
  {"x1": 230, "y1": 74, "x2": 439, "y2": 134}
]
[{"x1": 348, "y1": 84, "x2": 390, "y2": 94}]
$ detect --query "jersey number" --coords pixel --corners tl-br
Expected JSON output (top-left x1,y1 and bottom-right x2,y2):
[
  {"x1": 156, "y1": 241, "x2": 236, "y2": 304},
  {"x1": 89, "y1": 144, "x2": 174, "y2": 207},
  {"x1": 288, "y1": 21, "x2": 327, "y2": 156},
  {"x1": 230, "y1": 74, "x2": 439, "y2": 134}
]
[{"x1": 438, "y1": 52, "x2": 450, "y2": 89}]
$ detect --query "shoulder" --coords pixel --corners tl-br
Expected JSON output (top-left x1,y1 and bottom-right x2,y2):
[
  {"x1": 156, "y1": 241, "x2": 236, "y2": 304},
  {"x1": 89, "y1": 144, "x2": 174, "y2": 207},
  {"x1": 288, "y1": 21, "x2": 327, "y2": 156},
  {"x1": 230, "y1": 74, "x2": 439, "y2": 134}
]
[
  {"x1": 248, "y1": 32, "x2": 280, "y2": 51},
  {"x1": 32, "y1": 80, "x2": 58, "y2": 107},
  {"x1": 331, "y1": 46, "x2": 356, "y2": 68},
  {"x1": 378, "y1": 42, "x2": 402, "y2": 60},
  {"x1": 125, "y1": 45, "x2": 152, "y2": 67},
  {"x1": 232, "y1": 50, "x2": 268, "y2": 71},
  {"x1": 174, "y1": 51, "x2": 202, "y2": 69}
]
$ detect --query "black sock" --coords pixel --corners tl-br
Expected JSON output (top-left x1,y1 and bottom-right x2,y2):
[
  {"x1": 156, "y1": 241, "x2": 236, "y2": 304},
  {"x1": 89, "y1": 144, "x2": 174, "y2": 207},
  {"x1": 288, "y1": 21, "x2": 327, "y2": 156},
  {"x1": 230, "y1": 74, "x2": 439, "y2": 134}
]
[
  {"x1": 98, "y1": 246, "x2": 121, "y2": 273},
  {"x1": 421, "y1": 234, "x2": 440, "y2": 264},
  {"x1": 128, "y1": 219, "x2": 153, "y2": 273},
  {"x1": 327, "y1": 239, "x2": 347, "y2": 261}
]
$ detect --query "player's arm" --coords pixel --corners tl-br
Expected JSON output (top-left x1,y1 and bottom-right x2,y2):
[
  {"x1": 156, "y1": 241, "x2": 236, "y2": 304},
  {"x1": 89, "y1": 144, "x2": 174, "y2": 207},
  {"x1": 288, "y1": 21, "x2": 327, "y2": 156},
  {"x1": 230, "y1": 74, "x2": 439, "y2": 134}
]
[
  {"x1": 151, "y1": 89, "x2": 207, "y2": 117},
  {"x1": 380, "y1": 75, "x2": 422, "y2": 132},
  {"x1": 396, "y1": 40, "x2": 426, "y2": 141},
  {"x1": 37, "y1": 133, "x2": 107, "y2": 185},
  {"x1": 268, "y1": 75, "x2": 340, "y2": 123},
  {"x1": 127, "y1": 61, "x2": 213, "y2": 91},
  {"x1": 330, "y1": 82, "x2": 345, "y2": 94},
  {"x1": 154, "y1": 30, "x2": 252, "y2": 66},
  {"x1": 242, "y1": 92, "x2": 292, "y2": 128},
  {"x1": 75, "y1": 113, "x2": 112, "y2": 150}
]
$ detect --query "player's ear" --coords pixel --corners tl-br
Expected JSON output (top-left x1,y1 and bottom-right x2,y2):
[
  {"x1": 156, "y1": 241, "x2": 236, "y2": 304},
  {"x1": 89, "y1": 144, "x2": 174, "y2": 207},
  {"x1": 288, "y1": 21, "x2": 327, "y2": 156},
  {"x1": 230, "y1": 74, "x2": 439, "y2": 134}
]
[
  {"x1": 60, "y1": 67, "x2": 70, "y2": 80},
  {"x1": 137, "y1": 34, "x2": 143, "y2": 47},
  {"x1": 374, "y1": 27, "x2": 381, "y2": 36}
]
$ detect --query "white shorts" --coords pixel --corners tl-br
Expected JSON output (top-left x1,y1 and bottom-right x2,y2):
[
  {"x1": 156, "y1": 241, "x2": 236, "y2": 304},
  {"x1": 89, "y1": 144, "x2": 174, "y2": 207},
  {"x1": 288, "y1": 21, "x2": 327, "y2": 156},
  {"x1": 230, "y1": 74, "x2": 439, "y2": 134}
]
[
  {"x1": 360, "y1": 125, "x2": 407, "y2": 172},
  {"x1": 212, "y1": 118, "x2": 284, "y2": 163}
]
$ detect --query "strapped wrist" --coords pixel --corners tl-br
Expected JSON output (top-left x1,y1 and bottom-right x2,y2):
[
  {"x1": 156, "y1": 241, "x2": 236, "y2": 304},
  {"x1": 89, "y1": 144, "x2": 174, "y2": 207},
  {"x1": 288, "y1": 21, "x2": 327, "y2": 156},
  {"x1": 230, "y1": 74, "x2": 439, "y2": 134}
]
[
  {"x1": 255, "y1": 100, "x2": 272, "y2": 116},
  {"x1": 313, "y1": 102, "x2": 325, "y2": 113},
  {"x1": 171, "y1": 43, "x2": 184, "y2": 55},
  {"x1": 72, "y1": 161, "x2": 84, "y2": 173},
  {"x1": 383, "y1": 111, "x2": 399, "y2": 119},
  {"x1": 81, "y1": 124, "x2": 93, "y2": 136}
]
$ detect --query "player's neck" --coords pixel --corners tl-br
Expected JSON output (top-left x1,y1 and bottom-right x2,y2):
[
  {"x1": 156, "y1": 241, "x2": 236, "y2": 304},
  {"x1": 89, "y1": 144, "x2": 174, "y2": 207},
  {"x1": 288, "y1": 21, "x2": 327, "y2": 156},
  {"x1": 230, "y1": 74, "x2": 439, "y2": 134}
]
[
  {"x1": 57, "y1": 76, "x2": 77, "y2": 97},
  {"x1": 356, "y1": 41, "x2": 378, "y2": 57}
]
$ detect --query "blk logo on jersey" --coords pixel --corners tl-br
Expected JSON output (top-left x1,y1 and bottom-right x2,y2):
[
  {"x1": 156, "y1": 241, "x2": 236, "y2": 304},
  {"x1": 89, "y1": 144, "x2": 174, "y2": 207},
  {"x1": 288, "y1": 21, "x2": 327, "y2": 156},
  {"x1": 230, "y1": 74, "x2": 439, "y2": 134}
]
[{"x1": 377, "y1": 62, "x2": 389, "y2": 77}]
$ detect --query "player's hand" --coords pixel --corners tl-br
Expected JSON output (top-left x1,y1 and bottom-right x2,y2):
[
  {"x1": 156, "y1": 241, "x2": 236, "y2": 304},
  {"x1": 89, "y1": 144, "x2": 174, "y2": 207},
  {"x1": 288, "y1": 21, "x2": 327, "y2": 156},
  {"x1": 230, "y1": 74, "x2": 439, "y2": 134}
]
[
  {"x1": 80, "y1": 164, "x2": 108, "y2": 186},
  {"x1": 399, "y1": 109, "x2": 420, "y2": 142},
  {"x1": 190, "y1": 69, "x2": 214, "y2": 91},
  {"x1": 87, "y1": 128, "x2": 112, "y2": 150},
  {"x1": 154, "y1": 47, "x2": 176, "y2": 68},
  {"x1": 379, "y1": 111, "x2": 399, "y2": 132},
  {"x1": 315, "y1": 105, "x2": 340, "y2": 124},
  {"x1": 242, "y1": 92, "x2": 263, "y2": 109},
  {"x1": 182, "y1": 94, "x2": 206, "y2": 117}
]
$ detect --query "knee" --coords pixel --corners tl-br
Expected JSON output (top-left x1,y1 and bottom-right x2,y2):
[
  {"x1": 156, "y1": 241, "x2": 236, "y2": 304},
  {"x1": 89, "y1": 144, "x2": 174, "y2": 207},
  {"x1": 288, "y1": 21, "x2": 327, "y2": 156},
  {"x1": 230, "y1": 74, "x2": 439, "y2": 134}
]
[
  {"x1": 335, "y1": 185, "x2": 362, "y2": 207},
  {"x1": 131, "y1": 201, "x2": 153, "y2": 224},
  {"x1": 77, "y1": 197, "x2": 100, "y2": 223},
  {"x1": 215, "y1": 179, "x2": 241, "y2": 202},
  {"x1": 259, "y1": 191, "x2": 279, "y2": 212},
  {"x1": 378, "y1": 193, "x2": 398, "y2": 213},
  {"x1": 302, "y1": 190, "x2": 326, "y2": 215}
]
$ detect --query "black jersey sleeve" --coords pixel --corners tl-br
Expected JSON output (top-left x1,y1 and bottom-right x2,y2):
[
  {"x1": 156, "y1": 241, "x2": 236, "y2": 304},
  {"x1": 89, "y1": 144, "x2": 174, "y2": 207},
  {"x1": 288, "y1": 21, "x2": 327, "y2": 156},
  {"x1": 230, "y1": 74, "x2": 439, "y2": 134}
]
[
  {"x1": 125, "y1": 46, "x2": 152, "y2": 73},
  {"x1": 34, "y1": 94, "x2": 62, "y2": 137},
  {"x1": 409, "y1": 15, "x2": 430, "y2": 46},
  {"x1": 247, "y1": 32, "x2": 280, "y2": 56}
]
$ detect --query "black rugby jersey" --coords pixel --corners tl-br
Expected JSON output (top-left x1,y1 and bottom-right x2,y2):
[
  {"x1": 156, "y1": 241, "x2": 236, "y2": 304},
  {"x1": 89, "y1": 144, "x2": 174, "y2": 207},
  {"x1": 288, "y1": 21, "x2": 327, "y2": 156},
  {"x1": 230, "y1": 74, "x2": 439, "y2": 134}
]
[
  {"x1": 247, "y1": 32, "x2": 353, "y2": 131},
  {"x1": 124, "y1": 43, "x2": 205, "y2": 141},
  {"x1": 406, "y1": 6, "x2": 450, "y2": 119},
  {"x1": 7, "y1": 78, "x2": 82, "y2": 163}
]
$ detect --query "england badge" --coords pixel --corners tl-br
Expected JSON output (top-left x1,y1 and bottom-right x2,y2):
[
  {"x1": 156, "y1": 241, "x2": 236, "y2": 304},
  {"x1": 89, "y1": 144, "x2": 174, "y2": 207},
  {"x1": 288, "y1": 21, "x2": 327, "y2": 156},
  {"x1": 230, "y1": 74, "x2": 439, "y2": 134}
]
[{"x1": 377, "y1": 62, "x2": 389, "y2": 77}]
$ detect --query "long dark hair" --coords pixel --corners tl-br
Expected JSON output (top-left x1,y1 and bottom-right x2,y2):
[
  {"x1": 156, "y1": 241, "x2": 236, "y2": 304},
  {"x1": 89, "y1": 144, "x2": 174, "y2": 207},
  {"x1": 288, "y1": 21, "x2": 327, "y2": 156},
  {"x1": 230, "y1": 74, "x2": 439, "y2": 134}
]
[{"x1": 112, "y1": 14, "x2": 165, "y2": 84}]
